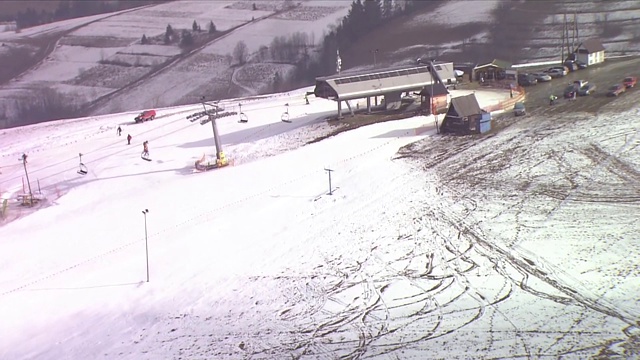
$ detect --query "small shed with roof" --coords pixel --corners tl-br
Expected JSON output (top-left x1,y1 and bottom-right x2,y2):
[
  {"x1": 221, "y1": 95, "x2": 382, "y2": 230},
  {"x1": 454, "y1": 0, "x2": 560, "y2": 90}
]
[
  {"x1": 473, "y1": 59, "x2": 517, "y2": 83},
  {"x1": 441, "y1": 93, "x2": 491, "y2": 135},
  {"x1": 574, "y1": 39, "x2": 605, "y2": 66}
]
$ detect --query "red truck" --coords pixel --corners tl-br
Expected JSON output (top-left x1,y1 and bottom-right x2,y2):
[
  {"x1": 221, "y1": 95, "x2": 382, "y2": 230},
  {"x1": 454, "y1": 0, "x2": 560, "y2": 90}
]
[
  {"x1": 623, "y1": 76, "x2": 637, "y2": 88},
  {"x1": 134, "y1": 109, "x2": 156, "y2": 123}
]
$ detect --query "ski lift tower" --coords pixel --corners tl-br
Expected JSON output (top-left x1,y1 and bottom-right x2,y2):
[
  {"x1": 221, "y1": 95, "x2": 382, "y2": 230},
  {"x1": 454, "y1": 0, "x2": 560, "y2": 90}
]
[{"x1": 199, "y1": 97, "x2": 229, "y2": 168}]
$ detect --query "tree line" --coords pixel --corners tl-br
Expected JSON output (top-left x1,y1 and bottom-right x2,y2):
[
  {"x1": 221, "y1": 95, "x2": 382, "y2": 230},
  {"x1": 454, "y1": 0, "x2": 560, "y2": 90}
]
[
  {"x1": 5, "y1": 0, "x2": 169, "y2": 30},
  {"x1": 231, "y1": 0, "x2": 437, "y2": 93}
]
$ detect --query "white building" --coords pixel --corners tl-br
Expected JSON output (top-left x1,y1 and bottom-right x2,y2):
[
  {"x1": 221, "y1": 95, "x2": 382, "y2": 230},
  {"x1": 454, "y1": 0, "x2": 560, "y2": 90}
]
[
  {"x1": 575, "y1": 39, "x2": 605, "y2": 66},
  {"x1": 0, "y1": 21, "x2": 17, "y2": 32}
]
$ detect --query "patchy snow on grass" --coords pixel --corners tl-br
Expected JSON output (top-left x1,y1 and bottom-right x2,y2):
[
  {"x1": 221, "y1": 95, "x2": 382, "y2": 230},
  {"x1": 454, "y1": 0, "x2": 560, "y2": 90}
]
[
  {"x1": 134, "y1": 0, "x2": 265, "y2": 32},
  {"x1": 0, "y1": 12, "x2": 121, "y2": 41},
  {"x1": 17, "y1": 61, "x2": 89, "y2": 83},
  {"x1": 201, "y1": 3, "x2": 349, "y2": 56},
  {"x1": 48, "y1": 45, "x2": 121, "y2": 64},
  {"x1": 409, "y1": 0, "x2": 501, "y2": 26},
  {"x1": 50, "y1": 83, "x2": 113, "y2": 100},
  {"x1": 59, "y1": 35, "x2": 136, "y2": 48},
  {"x1": 65, "y1": 64, "x2": 150, "y2": 89},
  {"x1": 70, "y1": 18, "x2": 166, "y2": 39},
  {"x1": 172, "y1": 53, "x2": 231, "y2": 74},
  {"x1": 118, "y1": 44, "x2": 182, "y2": 57},
  {"x1": 543, "y1": 9, "x2": 640, "y2": 25},
  {"x1": 234, "y1": 63, "x2": 296, "y2": 91},
  {"x1": 560, "y1": 0, "x2": 640, "y2": 13},
  {"x1": 107, "y1": 53, "x2": 169, "y2": 67}
]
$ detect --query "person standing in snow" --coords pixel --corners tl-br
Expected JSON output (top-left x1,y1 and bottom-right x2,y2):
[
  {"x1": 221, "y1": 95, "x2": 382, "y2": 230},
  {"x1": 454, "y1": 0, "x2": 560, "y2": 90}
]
[
  {"x1": 127, "y1": 134, "x2": 132, "y2": 145},
  {"x1": 117, "y1": 126, "x2": 122, "y2": 136},
  {"x1": 142, "y1": 141, "x2": 149, "y2": 157}
]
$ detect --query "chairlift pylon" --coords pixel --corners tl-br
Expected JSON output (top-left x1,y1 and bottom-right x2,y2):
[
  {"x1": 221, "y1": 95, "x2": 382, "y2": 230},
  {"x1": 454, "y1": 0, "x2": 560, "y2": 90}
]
[{"x1": 77, "y1": 153, "x2": 88, "y2": 175}]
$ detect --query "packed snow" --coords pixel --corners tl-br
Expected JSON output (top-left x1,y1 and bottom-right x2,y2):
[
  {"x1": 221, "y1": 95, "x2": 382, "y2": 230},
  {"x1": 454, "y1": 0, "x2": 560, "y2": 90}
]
[
  {"x1": 409, "y1": 0, "x2": 501, "y2": 26},
  {"x1": 2, "y1": 85, "x2": 639, "y2": 358}
]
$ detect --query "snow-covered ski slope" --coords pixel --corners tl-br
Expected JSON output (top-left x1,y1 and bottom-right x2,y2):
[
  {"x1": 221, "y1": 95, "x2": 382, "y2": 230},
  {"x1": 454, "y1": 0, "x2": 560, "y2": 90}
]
[{"x1": 3, "y1": 86, "x2": 637, "y2": 359}]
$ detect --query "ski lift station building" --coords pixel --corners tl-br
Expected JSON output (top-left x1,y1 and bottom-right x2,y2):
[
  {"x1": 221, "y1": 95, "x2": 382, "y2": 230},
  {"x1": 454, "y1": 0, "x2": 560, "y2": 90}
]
[{"x1": 313, "y1": 62, "x2": 456, "y2": 119}]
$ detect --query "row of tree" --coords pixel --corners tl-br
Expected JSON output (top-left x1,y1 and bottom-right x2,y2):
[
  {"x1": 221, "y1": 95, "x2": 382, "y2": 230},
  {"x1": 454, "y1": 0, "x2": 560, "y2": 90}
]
[{"x1": 7, "y1": 0, "x2": 169, "y2": 30}]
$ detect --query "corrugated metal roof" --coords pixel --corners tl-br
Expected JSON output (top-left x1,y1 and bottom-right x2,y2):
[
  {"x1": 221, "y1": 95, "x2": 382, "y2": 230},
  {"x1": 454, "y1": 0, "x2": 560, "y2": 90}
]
[{"x1": 314, "y1": 62, "x2": 456, "y2": 101}]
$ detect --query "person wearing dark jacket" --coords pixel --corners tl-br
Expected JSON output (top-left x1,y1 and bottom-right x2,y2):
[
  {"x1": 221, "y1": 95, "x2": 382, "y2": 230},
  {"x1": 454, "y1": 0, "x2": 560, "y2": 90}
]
[{"x1": 127, "y1": 134, "x2": 132, "y2": 145}]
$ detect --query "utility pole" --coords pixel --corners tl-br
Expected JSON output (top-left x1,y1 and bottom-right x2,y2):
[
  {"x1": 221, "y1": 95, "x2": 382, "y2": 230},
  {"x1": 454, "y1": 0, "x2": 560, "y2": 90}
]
[
  {"x1": 20, "y1": 154, "x2": 33, "y2": 206},
  {"x1": 142, "y1": 209, "x2": 150, "y2": 282},
  {"x1": 561, "y1": 14, "x2": 565, "y2": 63}
]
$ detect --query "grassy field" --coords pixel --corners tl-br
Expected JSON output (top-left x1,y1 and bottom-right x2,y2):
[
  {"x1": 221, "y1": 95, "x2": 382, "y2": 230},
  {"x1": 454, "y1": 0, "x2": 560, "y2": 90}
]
[{"x1": 0, "y1": 1, "x2": 62, "y2": 17}]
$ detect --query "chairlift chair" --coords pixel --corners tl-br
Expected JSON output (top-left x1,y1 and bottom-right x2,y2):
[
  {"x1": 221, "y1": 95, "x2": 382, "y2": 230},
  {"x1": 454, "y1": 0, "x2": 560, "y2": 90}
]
[
  {"x1": 281, "y1": 103, "x2": 291, "y2": 123},
  {"x1": 238, "y1": 103, "x2": 248, "y2": 123},
  {"x1": 77, "y1": 153, "x2": 88, "y2": 175}
]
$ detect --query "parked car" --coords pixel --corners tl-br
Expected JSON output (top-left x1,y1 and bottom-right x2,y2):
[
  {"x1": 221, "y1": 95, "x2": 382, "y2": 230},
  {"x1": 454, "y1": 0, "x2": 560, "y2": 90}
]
[
  {"x1": 623, "y1": 76, "x2": 637, "y2": 88},
  {"x1": 518, "y1": 73, "x2": 537, "y2": 86},
  {"x1": 607, "y1": 84, "x2": 626, "y2": 97},
  {"x1": 564, "y1": 85, "x2": 578, "y2": 98},
  {"x1": 575, "y1": 60, "x2": 587, "y2": 69},
  {"x1": 572, "y1": 80, "x2": 589, "y2": 89},
  {"x1": 563, "y1": 61, "x2": 578, "y2": 72},
  {"x1": 578, "y1": 83, "x2": 596, "y2": 96},
  {"x1": 547, "y1": 68, "x2": 566, "y2": 78},
  {"x1": 532, "y1": 72, "x2": 552, "y2": 82},
  {"x1": 514, "y1": 102, "x2": 526, "y2": 116},
  {"x1": 135, "y1": 109, "x2": 157, "y2": 123}
]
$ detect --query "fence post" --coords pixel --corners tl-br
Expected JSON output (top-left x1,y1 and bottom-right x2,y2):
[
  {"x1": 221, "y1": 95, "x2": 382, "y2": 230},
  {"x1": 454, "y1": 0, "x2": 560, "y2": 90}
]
[{"x1": 1, "y1": 199, "x2": 7, "y2": 220}]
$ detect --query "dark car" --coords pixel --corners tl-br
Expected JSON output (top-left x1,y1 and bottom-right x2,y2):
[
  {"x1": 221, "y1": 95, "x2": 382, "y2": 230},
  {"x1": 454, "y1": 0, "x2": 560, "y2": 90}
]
[
  {"x1": 578, "y1": 83, "x2": 596, "y2": 96},
  {"x1": 564, "y1": 85, "x2": 577, "y2": 98},
  {"x1": 514, "y1": 102, "x2": 526, "y2": 116},
  {"x1": 575, "y1": 60, "x2": 587, "y2": 69},
  {"x1": 563, "y1": 61, "x2": 578, "y2": 72},
  {"x1": 518, "y1": 73, "x2": 537, "y2": 86},
  {"x1": 607, "y1": 84, "x2": 626, "y2": 97}
]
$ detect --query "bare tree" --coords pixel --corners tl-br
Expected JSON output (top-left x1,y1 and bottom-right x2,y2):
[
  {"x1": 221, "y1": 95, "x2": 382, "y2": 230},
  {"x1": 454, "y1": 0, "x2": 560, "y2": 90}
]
[{"x1": 233, "y1": 40, "x2": 249, "y2": 65}]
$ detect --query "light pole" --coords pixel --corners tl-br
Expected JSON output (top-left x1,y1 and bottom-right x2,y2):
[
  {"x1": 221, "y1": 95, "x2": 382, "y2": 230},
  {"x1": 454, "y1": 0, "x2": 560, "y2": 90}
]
[
  {"x1": 142, "y1": 209, "x2": 149, "y2": 282},
  {"x1": 371, "y1": 48, "x2": 379, "y2": 67}
]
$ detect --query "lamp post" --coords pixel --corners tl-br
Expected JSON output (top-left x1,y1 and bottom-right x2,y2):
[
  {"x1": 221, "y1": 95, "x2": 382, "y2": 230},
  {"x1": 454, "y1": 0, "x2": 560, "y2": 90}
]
[{"x1": 142, "y1": 209, "x2": 149, "y2": 282}]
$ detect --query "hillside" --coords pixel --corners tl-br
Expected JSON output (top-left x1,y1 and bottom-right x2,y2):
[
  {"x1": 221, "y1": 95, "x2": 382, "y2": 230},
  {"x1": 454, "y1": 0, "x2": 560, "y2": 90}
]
[
  {"x1": 1, "y1": 66, "x2": 639, "y2": 358},
  {"x1": 1, "y1": 0, "x2": 640, "y2": 129}
]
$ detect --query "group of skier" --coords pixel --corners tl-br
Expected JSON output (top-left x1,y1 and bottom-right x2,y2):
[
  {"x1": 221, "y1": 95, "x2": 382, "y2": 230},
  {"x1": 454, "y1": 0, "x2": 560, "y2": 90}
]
[{"x1": 116, "y1": 125, "x2": 150, "y2": 160}]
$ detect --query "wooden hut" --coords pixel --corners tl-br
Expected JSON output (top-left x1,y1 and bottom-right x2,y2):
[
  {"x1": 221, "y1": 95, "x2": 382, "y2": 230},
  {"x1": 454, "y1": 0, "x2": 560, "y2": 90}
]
[{"x1": 441, "y1": 93, "x2": 491, "y2": 135}]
